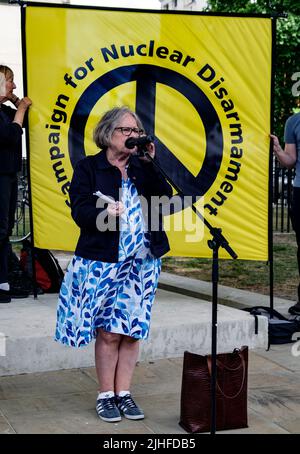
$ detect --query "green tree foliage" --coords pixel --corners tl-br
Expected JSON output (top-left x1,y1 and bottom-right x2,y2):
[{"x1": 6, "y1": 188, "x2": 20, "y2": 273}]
[{"x1": 205, "y1": 0, "x2": 300, "y2": 140}]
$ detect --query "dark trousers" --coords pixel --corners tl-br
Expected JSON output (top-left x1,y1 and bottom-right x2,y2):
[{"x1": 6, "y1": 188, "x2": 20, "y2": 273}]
[
  {"x1": 0, "y1": 174, "x2": 17, "y2": 284},
  {"x1": 291, "y1": 187, "x2": 300, "y2": 302}
]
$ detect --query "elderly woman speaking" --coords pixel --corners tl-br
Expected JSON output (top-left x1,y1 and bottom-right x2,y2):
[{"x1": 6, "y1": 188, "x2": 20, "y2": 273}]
[{"x1": 55, "y1": 106, "x2": 172, "y2": 423}]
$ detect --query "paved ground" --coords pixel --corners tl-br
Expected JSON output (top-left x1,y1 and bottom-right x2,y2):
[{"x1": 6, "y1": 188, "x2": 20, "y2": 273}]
[
  {"x1": 0, "y1": 343, "x2": 299, "y2": 434},
  {"x1": 0, "y1": 271, "x2": 299, "y2": 435}
]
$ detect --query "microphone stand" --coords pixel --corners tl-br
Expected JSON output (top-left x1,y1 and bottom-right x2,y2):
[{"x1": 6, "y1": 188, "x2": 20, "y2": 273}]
[{"x1": 138, "y1": 147, "x2": 238, "y2": 435}]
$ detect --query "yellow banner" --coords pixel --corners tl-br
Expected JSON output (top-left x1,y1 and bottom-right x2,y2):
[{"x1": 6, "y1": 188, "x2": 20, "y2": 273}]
[{"x1": 25, "y1": 6, "x2": 272, "y2": 260}]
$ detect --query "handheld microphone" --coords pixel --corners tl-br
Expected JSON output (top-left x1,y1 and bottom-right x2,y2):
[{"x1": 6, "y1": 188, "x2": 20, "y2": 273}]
[{"x1": 125, "y1": 135, "x2": 154, "y2": 149}]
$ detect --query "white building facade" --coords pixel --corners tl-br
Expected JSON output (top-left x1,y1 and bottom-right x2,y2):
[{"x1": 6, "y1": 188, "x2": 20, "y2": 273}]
[{"x1": 159, "y1": 0, "x2": 207, "y2": 11}]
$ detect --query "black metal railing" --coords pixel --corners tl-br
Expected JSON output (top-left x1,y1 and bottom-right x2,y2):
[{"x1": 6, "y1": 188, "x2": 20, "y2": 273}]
[
  {"x1": 10, "y1": 158, "x2": 30, "y2": 243},
  {"x1": 273, "y1": 159, "x2": 294, "y2": 233}
]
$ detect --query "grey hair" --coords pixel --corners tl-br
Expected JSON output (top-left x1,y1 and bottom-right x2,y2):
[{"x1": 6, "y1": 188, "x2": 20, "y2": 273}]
[{"x1": 93, "y1": 106, "x2": 144, "y2": 149}]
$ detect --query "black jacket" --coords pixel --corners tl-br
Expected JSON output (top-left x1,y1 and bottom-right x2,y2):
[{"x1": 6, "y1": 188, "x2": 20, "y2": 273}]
[
  {"x1": 0, "y1": 104, "x2": 23, "y2": 174},
  {"x1": 69, "y1": 150, "x2": 173, "y2": 262}
]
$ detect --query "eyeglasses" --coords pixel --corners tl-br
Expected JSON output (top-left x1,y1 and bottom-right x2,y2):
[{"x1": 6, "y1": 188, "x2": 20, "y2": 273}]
[{"x1": 114, "y1": 127, "x2": 144, "y2": 136}]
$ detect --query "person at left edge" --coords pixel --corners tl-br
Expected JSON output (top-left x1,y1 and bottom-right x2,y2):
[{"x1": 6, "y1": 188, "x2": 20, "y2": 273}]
[
  {"x1": 55, "y1": 106, "x2": 173, "y2": 423},
  {"x1": 0, "y1": 65, "x2": 32, "y2": 304}
]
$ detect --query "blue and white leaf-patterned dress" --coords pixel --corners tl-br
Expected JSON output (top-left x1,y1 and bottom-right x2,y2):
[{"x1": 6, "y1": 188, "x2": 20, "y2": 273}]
[{"x1": 55, "y1": 177, "x2": 161, "y2": 348}]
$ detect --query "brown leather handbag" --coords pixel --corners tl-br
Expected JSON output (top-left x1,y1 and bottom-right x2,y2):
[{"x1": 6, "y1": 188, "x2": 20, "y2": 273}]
[{"x1": 179, "y1": 346, "x2": 248, "y2": 433}]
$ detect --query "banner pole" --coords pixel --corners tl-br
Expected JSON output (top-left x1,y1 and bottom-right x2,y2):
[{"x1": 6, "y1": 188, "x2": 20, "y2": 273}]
[
  {"x1": 268, "y1": 14, "x2": 278, "y2": 316},
  {"x1": 20, "y1": 1, "x2": 38, "y2": 299}
]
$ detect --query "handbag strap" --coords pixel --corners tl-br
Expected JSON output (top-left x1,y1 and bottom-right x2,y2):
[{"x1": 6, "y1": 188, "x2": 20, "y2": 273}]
[{"x1": 206, "y1": 350, "x2": 246, "y2": 400}]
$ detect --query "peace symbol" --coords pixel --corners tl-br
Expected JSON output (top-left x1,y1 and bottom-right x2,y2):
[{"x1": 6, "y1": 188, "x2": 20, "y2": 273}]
[{"x1": 68, "y1": 64, "x2": 223, "y2": 197}]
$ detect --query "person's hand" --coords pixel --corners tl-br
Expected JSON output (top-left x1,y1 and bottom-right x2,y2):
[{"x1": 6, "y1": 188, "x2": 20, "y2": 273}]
[
  {"x1": 138, "y1": 141, "x2": 155, "y2": 162},
  {"x1": 6, "y1": 92, "x2": 18, "y2": 104},
  {"x1": 12, "y1": 96, "x2": 32, "y2": 127},
  {"x1": 18, "y1": 97, "x2": 32, "y2": 110},
  {"x1": 107, "y1": 201, "x2": 125, "y2": 217},
  {"x1": 270, "y1": 133, "x2": 282, "y2": 156}
]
